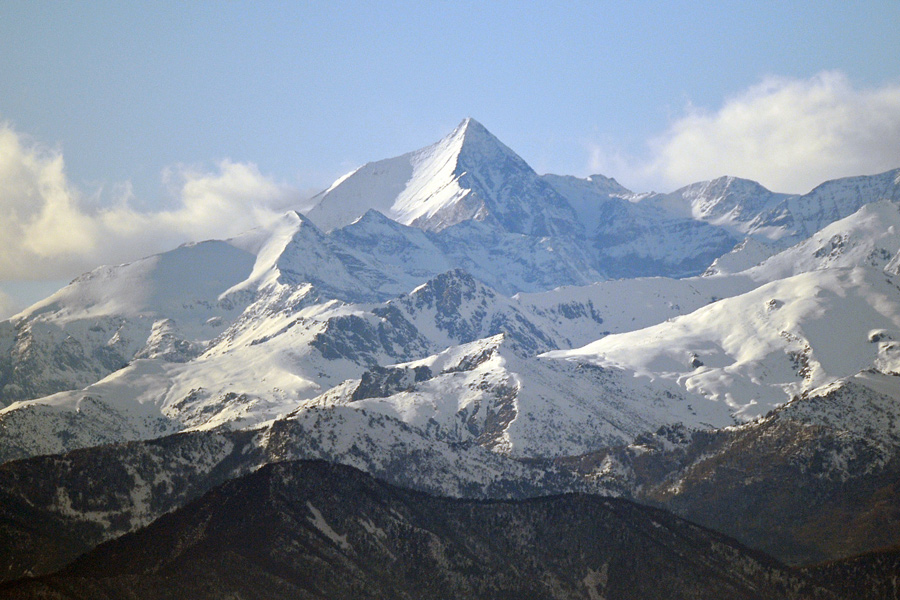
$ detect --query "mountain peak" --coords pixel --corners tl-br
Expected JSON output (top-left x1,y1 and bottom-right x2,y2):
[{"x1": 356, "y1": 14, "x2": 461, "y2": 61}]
[
  {"x1": 306, "y1": 119, "x2": 580, "y2": 237},
  {"x1": 441, "y1": 117, "x2": 522, "y2": 170},
  {"x1": 662, "y1": 175, "x2": 790, "y2": 228},
  {"x1": 414, "y1": 117, "x2": 521, "y2": 180},
  {"x1": 448, "y1": 116, "x2": 486, "y2": 136},
  {"x1": 454, "y1": 117, "x2": 492, "y2": 142}
]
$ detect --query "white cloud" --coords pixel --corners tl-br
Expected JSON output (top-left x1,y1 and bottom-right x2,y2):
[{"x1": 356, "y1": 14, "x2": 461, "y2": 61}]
[
  {"x1": 591, "y1": 72, "x2": 900, "y2": 194},
  {"x1": 0, "y1": 122, "x2": 307, "y2": 282}
]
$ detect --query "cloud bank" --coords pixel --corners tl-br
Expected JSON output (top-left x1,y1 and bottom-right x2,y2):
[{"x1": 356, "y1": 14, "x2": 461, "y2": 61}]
[
  {"x1": 0, "y1": 123, "x2": 306, "y2": 282},
  {"x1": 592, "y1": 72, "x2": 900, "y2": 194}
]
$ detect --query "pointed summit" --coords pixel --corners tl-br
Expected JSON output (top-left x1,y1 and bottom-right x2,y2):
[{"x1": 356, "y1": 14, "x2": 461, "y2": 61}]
[
  {"x1": 450, "y1": 116, "x2": 482, "y2": 139},
  {"x1": 447, "y1": 118, "x2": 535, "y2": 180},
  {"x1": 440, "y1": 117, "x2": 499, "y2": 149},
  {"x1": 305, "y1": 119, "x2": 580, "y2": 237},
  {"x1": 448, "y1": 117, "x2": 511, "y2": 155},
  {"x1": 458, "y1": 116, "x2": 481, "y2": 131}
]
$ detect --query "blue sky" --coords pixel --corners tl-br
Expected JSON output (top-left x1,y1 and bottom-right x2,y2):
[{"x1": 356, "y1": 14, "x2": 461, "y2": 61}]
[{"x1": 1, "y1": 1, "x2": 900, "y2": 315}]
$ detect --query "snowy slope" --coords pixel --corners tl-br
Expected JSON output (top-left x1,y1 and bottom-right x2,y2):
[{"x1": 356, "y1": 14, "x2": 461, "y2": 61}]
[
  {"x1": 542, "y1": 168, "x2": 900, "y2": 279},
  {"x1": 703, "y1": 238, "x2": 782, "y2": 276},
  {"x1": 0, "y1": 211, "x2": 406, "y2": 410},
  {"x1": 541, "y1": 173, "x2": 632, "y2": 232},
  {"x1": 430, "y1": 219, "x2": 603, "y2": 293},
  {"x1": 384, "y1": 269, "x2": 560, "y2": 354},
  {"x1": 309, "y1": 333, "x2": 734, "y2": 458},
  {"x1": 779, "y1": 168, "x2": 900, "y2": 240},
  {"x1": 542, "y1": 200, "x2": 900, "y2": 423},
  {"x1": 746, "y1": 199, "x2": 900, "y2": 280},
  {"x1": 327, "y1": 209, "x2": 454, "y2": 295},
  {"x1": 241, "y1": 211, "x2": 374, "y2": 301},
  {"x1": 591, "y1": 199, "x2": 740, "y2": 278},
  {"x1": 517, "y1": 274, "x2": 757, "y2": 348},
  {"x1": 0, "y1": 206, "x2": 537, "y2": 410},
  {"x1": 0, "y1": 263, "x2": 757, "y2": 462},
  {"x1": 547, "y1": 266, "x2": 900, "y2": 421},
  {"x1": 0, "y1": 269, "x2": 579, "y2": 459},
  {"x1": 0, "y1": 240, "x2": 257, "y2": 407},
  {"x1": 653, "y1": 176, "x2": 793, "y2": 236},
  {"x1": 19, "y1": 240, "x2": 255, "y2": 325},
  {"x1": 779, "y1": 370, "x2": 900, "y2": 455}
]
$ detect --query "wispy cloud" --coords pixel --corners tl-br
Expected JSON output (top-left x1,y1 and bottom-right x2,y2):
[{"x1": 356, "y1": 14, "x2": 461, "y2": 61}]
[
  {"x1": 0, "y1": 122, "x2": 307, "y2": 282},
  {"x1": 591, "y1": 72, "x2": 900, "y2": 194}
]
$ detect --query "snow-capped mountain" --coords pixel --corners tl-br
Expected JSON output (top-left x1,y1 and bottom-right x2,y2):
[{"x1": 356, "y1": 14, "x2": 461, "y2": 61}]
[
  {"x1": 747, "y1": 198, "x2": 900, "y2": 278},
  {"x1": 308, "y1": 116, "x2": 898, "y2": 284},
  {"x1": 590, "y1": 198, "x2": 741, "y2": 278},
  {"x1": 3, "y1": 117, "x2": 900, "y2": 595},
  {"x1": 0, "y1": 210, "x2": 579, "y2": 413},
  {"x1": 0, "y1": 239, "x2": 258, "y2": 406},
  {"x1": 4, "y1": 119, "x2": 900, "y2": 464},
  {"x1": 306, "y1": 118, "x2": 746, "y2": 279},
  {"x1": 548, "y1": 266, "x2": 900, "y2": 421},
  {"x1": 4, "y1": 120, "x2": 899, "y2": 454},
  {"x1": 306, "y1": 331, "x2": 736, "y2": 458},
  {"x1": 655, "y1": 176, "x2": 793, "y2": 236},
  {"x1": 540, "y1": 172, "x2": 632, "y2": 227}
]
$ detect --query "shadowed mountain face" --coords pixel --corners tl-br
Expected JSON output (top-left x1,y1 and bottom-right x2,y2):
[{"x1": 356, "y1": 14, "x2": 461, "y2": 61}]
[
  {"x1": 803, "y1": 545, "x2": 900, "y2": 600},
  {"x1": 0, "y1": 460, "x2": 834, "y2": 600}
]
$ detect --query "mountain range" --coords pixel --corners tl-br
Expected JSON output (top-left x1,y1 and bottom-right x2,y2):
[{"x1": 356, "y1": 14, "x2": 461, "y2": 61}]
[{"x1": 3, "y1": 118, "x2": 900, "y2": 597}]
